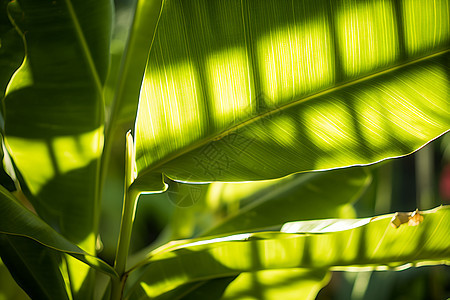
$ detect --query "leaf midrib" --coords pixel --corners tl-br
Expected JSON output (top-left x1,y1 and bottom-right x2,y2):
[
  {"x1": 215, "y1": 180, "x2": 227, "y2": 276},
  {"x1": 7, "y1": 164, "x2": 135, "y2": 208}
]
[
  {"x1": 63, "y1": 0, "x2": 102, "y2": 94},
  {"x1": 137, "y1": 49, "x2": 449, "y2": 180}
]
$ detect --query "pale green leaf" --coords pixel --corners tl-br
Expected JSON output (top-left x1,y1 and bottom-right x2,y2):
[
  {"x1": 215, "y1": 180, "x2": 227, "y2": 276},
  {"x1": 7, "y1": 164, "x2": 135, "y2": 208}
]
[
  {"x1": 134, "y1": 0, "x2": 449, "y2": 186},
  {"x1": 128, "y1": 206, "x2": 450, "y2": 298},
  {"x1": 202, "y1": 167, "x2": 370, "y2": 236}
]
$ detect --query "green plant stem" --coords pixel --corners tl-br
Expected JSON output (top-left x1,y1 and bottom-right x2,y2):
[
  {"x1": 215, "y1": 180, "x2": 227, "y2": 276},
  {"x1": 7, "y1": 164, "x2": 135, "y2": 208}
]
[
  {"x1": 110, "y1": 276, "x2": 126, "y2": 300},
  {"x1": 111, "y1": 132, "x2": 140, "y2": 300},
  {"x1": 115, "y1": 188, "x2": 140, "y2": 273},
  {"x1": 111, "y1": 187, "x2": 140, "y2": 299}
]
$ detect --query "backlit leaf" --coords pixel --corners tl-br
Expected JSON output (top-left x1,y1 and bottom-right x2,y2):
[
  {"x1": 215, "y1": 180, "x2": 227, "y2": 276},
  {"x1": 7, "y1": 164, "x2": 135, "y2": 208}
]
[
  {"x1": 134, "y1": 0, "x2": 449, "y2": 187},
  {"x1": 128, "y1": 206, "x2": 450, "y2": 298}
]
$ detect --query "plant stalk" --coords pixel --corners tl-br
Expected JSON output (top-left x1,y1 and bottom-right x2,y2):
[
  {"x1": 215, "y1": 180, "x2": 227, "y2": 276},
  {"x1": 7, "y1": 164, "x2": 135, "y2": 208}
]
[
  {"x1": 114, "y1": 187, "x2": 140, "y2": 276},
  {"x1": 111, "y1": 132, "x2": 140, "y2": 299}
]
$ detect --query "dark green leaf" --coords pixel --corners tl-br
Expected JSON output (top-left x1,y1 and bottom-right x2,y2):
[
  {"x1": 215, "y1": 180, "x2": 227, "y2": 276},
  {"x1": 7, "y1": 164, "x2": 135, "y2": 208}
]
[
  {"x1": 0, "y1": 257, "x2": 32, "y2": 300},
  {"x1": 0, "y1": 185, "x2": 118, "y2": 278},
  {"x1": 0, "y1": 235, "x2": 70, "y2": 300},
  {"x1": 3, "y1": 0, "x2": 112, "y2": 253},
  {"x1": 0, "y1": 0, "x2": 23, "y2": 101}
]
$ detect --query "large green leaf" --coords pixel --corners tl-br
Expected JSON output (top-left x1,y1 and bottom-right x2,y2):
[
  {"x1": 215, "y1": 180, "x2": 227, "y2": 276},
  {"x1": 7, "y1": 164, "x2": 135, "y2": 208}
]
[
  {"x1": 133, "y1": 0, "x2": 449, "y2": 187},
  {"x1": 2, "y1": 1, "x2": 112, "y2": 296},
  {"x1": 0, "y1": 185, "x2": 118, "y2": 279},
  {"x1": 202, "y1": 167, "x2": 370, "y2": 236},
  {"x1": 128, "y1": 206, "x2": 450, "y2": 298},
  {"x1": 2, "y1": 0, "x2": 111, "y2": 250}
]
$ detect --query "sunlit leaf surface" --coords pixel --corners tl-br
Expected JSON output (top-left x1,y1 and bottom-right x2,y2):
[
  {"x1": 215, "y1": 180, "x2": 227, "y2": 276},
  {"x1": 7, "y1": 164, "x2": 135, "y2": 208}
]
[
  {"x1": 134, "y1": 0, "x2": 449, "y2": 185},
  {"x1": 129, "y1": 206, "x2": 450, "y2": 298}
]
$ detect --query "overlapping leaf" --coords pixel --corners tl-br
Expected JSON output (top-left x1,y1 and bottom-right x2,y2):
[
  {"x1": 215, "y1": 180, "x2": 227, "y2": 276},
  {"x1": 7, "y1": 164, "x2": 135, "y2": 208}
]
[
  {"x1": 127, "y1": 206, "x2": 450, "y2": 298},
  {"x1": 0, "y1": 185, "x2": 117, "y2": 278},
  {"x1": 2, "y1": 0, "x2": 111, "y2": 251},
  {"x1": 0, "y1": 235, "x2": 71, "y2": 300},
  {"x1": 1, "y1": 1, "x2": 113, "y2": 296},
  {"x1": 134, "y1": 0, "x2": 449, "y2": 188},
  {"x1": 202, "y1": 167, "x2": 370, "y2": 236},
  {"x1": 0, "y1": 0, "x2": 23, "y2": 100}
]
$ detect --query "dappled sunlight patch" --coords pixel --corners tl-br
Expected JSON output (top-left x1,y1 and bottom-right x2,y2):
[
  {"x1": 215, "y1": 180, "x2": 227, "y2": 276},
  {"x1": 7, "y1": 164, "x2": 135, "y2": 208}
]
[
  {"x1": 257, "y1": 18, "x2": 333, "y2": 106},
  {"x1": 356, "y1": 96, "x2": 390, "y2": 149},
  {"x1": 304, "y1": 100, "x2": 356, "y2": 151},
  {"x1": 309, "y1": 234, "x2": 339, "y2": 265},
  {"x1": 65, "y1": 255, "x2": 91, "y2": 295},
  {"x1": 206, "y1": 48, "x2": 254, "y2": 129},
  {"x1": 365, "y1": 220, "x2": 421, "y2": 262},
  {"x1": 267, "y1": 115, "x2": 299, "y2": 147},
  {"x1": 4, "y1": 138, "x2": 54, "y2": 195},
  {"x1": 210, "y1": 240, "x2": 253, "y2": 270},
  {"x1": 140, "y1": 271, "x2": 186, "y2": 299},
  {"x1": 52, "y1": 128, "x2": 103, "y2": 175},
  {"x1": 207, "y1": 179, "x2": 277, "y2": 211},
  {"x1": 403, "y1": 0, "x2": 450, "y2": 56},
  {"x1": 5, "y1": 128, "x2": 103, "y2": 195},
  {"x1": 258, "y1": 238, "x2": 303, "y2": 269},
  {"x1": 222, "y1": 269, "x2": 328, "y2": 300},
  {"x1": 336, "y1": 0, "x2": 398, "y2": 77},
  {"x1": 136, "y1": 60, "x2": 203, "y2": 167},
  {"x1": 374, "y1": 65, "x2": 447, "y2": 141},
  {"x1": 133, "y1": 0, "x2": 449, "y2": 184}
]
